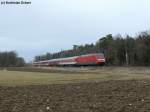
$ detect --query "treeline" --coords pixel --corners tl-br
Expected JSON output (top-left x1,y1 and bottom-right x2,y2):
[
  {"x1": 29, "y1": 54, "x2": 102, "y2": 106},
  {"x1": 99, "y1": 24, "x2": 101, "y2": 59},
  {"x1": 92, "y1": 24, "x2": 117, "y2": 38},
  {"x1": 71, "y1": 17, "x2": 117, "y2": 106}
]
[
  {"x1": 0, "y1": 51, "x2": 25, "y2": 67},
  {"x1": 34, "y1": 31, "x2": 150, "y2": 66}
]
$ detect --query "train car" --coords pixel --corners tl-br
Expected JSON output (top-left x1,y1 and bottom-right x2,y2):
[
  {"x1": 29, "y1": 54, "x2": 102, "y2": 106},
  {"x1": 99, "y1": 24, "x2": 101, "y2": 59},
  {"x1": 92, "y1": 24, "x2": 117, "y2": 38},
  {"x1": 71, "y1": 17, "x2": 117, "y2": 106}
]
[
  {"x1": 33, "y1": 60, "x2": 49, "y2": 66},
  {"x1": 33, "y1": 53, "x2": 105, "y2": 66}
]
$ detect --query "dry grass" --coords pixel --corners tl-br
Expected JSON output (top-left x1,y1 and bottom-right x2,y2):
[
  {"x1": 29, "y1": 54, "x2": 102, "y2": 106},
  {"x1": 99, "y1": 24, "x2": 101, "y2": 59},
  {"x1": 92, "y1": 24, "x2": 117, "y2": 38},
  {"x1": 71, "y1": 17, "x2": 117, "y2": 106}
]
[{"x1": 0, "y1": 67, "x2": 150, "y2": 86}]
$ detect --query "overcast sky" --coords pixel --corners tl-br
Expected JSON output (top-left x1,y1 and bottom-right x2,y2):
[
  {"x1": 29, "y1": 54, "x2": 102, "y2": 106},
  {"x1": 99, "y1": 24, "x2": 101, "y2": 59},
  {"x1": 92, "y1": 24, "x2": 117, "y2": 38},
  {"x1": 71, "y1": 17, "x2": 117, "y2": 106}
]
[{"x1": 0, "y1": 0, "x2": 150, "y2": 61}]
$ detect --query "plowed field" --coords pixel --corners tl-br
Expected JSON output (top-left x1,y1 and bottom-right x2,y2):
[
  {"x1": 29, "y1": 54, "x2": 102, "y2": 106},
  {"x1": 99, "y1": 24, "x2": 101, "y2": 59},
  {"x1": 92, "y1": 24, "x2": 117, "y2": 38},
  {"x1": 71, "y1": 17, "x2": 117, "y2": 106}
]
[
  {"x1": 0, "y1": 80, "x2": 150, "y2": 112},
  {"x1": 0, "y1": 67, "x2": 150, "y2": 112}
]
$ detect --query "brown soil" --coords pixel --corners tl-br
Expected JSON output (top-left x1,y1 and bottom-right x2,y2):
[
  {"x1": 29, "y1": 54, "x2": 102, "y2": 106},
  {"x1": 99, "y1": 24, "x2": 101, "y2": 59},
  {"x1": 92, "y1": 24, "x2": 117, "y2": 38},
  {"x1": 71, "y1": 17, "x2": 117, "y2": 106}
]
[{"x1": 0, "y1": 80, "x2": 150, "y2": 112}]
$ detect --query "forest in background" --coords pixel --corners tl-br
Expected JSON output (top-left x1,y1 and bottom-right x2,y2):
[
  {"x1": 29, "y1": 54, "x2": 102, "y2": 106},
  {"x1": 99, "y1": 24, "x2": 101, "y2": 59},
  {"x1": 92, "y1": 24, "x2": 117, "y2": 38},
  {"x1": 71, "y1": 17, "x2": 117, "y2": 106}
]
[
  {"x1": 34, "y1": 31, "x2": 150, "y2": 66},
  {"x1": 0, "y1": 51, "x2": 25, "y2": 67}
]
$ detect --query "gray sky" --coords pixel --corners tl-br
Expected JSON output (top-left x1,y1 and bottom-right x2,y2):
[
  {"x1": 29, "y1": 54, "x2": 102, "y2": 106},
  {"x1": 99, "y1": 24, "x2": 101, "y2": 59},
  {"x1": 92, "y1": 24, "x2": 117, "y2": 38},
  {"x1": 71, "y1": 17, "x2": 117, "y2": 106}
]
[{"x1": 0, "y1": 0, "x2": 150, "y2": 61}]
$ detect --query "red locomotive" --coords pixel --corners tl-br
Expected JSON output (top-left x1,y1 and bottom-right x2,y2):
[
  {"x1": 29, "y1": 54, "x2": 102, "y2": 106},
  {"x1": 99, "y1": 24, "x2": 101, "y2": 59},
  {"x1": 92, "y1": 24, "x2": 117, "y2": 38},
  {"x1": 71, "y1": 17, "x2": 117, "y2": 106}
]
[{"x1": 33, "y1": 53, "x2": 105, "y2": 66}]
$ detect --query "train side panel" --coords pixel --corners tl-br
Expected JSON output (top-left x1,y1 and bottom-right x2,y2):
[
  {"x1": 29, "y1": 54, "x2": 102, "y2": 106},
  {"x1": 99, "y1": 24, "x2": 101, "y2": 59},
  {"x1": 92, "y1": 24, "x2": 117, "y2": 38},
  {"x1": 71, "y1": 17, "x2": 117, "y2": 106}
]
[
  {"x1": 75, "y1": 55, "x2": 97, "y2": 65},
  {"x1": 48, "y1": 57, "x2": 77, "y2": 66}
]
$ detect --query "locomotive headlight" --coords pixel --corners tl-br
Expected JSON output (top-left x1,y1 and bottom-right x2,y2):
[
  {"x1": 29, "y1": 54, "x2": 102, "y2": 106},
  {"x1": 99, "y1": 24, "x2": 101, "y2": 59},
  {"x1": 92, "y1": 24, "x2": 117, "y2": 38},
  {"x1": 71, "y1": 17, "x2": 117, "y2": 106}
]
[{"x1": 98, "y1": 59, "x2": 105, "y2": 62}]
